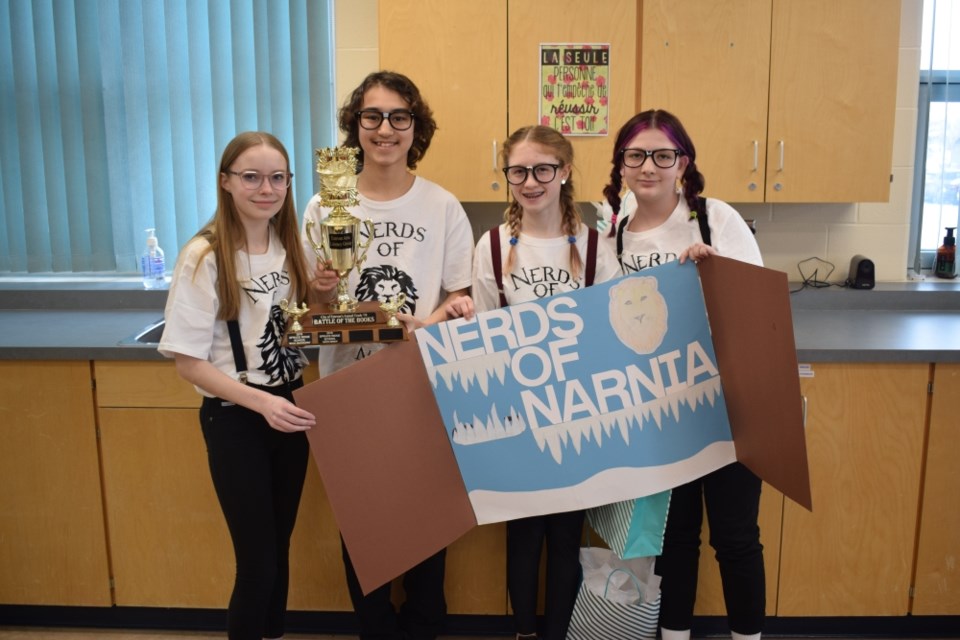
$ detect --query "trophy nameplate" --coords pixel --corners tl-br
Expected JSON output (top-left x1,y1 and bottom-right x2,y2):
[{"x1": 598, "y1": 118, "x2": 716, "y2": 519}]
[
  {"x1": 284, "y1": 146, "x2": 409, "y2": 346},
  {"x1": 284, "y1": 301, "x2": 407, "y2": 346}
]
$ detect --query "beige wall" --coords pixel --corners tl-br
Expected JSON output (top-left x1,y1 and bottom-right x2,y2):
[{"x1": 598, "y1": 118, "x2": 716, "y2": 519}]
[{"x1": 334, "y1": 0, "x2": 922, "y2": 282}]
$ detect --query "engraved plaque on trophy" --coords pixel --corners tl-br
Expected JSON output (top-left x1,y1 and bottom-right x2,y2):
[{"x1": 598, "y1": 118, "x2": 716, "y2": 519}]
[{"x1": 283, "y1": 147, "x2": 408, "y2": 347}]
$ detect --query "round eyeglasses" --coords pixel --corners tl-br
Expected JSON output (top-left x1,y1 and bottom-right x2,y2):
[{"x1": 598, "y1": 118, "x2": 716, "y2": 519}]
[
  {"x1": 503, "y1": 163, "x2": 561, "y2": 186},
  {"x1": 226, "y1": 170, "x2": 292, "y2": 190},
  {"x1": 356, "y1": 109, "x2": 415, "y2": 131},
  {"x1": 621, "y1": 148, "x2": 684, "y2": 169}
]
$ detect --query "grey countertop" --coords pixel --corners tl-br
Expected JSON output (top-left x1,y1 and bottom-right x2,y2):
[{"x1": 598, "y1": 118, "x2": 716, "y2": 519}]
[{"x1": 1, "y1": 279, "x2": 959, "y2": 363}]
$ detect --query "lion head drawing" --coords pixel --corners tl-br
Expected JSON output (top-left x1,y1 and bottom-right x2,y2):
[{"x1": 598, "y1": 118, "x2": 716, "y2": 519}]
[
  {"x1": 356, "y1": 265, "x2": 418, "y2": 315},
  {"x1": 608, "y1": 276, "x2": 668, "y2": 355}
]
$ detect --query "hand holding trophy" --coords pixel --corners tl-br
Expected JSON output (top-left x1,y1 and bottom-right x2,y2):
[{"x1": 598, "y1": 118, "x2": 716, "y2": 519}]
[{"x1": 283, "y1": 147, "x2": 409, "y2": 347}]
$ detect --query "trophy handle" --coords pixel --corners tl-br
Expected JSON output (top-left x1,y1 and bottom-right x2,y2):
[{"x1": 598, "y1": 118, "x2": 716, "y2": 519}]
[
  {"x1": 305, "y1": 219, "x2": 331, "y2": 264},
  {"x1": 354, "y1": 218, "x2": 375, "y2": 274}
]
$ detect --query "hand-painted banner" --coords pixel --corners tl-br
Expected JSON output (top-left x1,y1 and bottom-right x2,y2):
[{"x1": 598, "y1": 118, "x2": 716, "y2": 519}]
[
  {"x1": 539, "y1": 43, "x2": 610, "y2": 136},
  {"x1": 416, "y1": 262, "x2": 736, "y2": 525}
]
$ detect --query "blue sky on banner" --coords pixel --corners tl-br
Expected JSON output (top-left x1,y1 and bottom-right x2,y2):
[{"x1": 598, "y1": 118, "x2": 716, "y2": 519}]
[{"x1": 416, "y1": 261, "x2": 735, "y2": 524}]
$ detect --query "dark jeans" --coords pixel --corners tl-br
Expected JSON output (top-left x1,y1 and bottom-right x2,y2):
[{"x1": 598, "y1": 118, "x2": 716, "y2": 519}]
[
  {"x1": 656, "y1": 461, "x2": 765, "y2": 634},
  {"x1": 200, "y1": 381, "x2": 309, "y2": 640},
  {"x1": 507, "y1": 510, "x2": 585, "y2": 640},
  {"x1": 342, "y1": 540, "x2": 447, "y2": 640}
]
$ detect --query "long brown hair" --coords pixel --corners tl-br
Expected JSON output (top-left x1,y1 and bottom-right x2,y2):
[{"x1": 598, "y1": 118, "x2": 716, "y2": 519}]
[
  {"x1": 193, "y1": 131, "x2": 309, "y2": 320},
  {"x1": 501, "y1": 125, "x2": 585, "y2": 280}
]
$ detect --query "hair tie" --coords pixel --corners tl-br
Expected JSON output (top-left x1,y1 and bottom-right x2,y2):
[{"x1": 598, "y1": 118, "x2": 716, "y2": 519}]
[
  {"x1": 567, "y1": 235, "x2": 577, "y2": 244},
  {"x1": 610, "y1": 212, "x2": 618, "y2": 226},
  {"x1": 509, "y1": 236, "x2": 519, "y2": 246}
]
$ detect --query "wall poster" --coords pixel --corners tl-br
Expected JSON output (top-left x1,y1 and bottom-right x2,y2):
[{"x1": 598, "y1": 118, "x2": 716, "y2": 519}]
[{"x1": 539, "y1": 43, "x2": 610, "y2": 136}]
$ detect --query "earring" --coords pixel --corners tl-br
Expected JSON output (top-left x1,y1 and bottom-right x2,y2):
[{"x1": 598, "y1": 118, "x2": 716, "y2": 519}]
[
  {"x1": 675, "y1": 177, "x2": 683, "y2": 194},
  {"x1": 561, "y1": 179, "x2": 567, "y2": 185}
]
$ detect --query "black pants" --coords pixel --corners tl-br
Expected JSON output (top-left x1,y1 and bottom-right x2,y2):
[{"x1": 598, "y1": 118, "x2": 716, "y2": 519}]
[
  {"x1": 507, "y1": 510, "x2": 585, "y2": 640},
  {"x1": 200, "y1": 382, "x2": 309, "y2": 640},
  {"x1": 342, "y1": 540, "x2": 447, "y2": 640},
  {"x1": 656, "y1": 461, "x2": 765, "y2": 634}
]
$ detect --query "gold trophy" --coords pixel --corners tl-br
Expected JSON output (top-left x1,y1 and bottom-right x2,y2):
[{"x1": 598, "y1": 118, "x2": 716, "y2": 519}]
[
  {"x1": 279, "y1": 299, "x2": 309, "y2": 333},
  {"x1": 305, "y1": 147, "x2": 374, "y2": 311},
  {"x1": 380, "y1": 293, "x2": 407, "y2": 328},
  {"x1": 284, "y1": 147, "x2": 409, "y2": 346}
]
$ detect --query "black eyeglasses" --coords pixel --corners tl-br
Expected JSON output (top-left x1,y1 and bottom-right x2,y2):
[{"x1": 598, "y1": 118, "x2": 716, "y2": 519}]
[
  {"x1": 356, "y1": 109, "x2": 415, "y2": 131},
  {"x1": 503, "y1": 163, "x2": 561, "y2": 185},
  {"x1": 226, "y1": 170, "x2": 292, "y2": 190},
  {"x1": 621, "y1": 148, "x2": 684, "y2": 169}
]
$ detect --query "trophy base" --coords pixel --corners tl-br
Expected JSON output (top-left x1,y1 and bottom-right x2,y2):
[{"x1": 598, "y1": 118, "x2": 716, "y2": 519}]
[{"x1": 283, "y1": 301, "x2": 409, "y2": 346}]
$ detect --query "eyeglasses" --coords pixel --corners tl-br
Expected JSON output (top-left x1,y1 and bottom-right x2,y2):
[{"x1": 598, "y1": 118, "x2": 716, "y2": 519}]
[
  {"x1": 356, "y1": 109, "x2": 415, "y2": 131},
  {"x1": 621, "y1": 148, "x2": 684, "y2": 169},
  {"x1": 226, "y1": 170, "x2": 292, "y2": 190},
  {"x1": 503, "y1": 163, "x2": 561, "y2": 185}
]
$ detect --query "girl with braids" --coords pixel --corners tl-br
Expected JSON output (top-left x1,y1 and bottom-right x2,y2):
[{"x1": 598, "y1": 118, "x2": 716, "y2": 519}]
[
  {"x1": 449, "y1": 125, "x2": 619, "y2": 640},
  {"x1": 603, "y1": 110, "x2": 764, "y2": 640},
  {"x1": 159, "y1": 131, "x2": 315, "y2": 640}
]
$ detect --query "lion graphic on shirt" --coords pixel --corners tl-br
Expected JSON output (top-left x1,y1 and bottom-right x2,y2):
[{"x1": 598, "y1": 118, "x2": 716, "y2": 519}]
[
  {"x1": 356, "y1": 265, "x2": 418, "y2": 315},
  {"x1": 608, "y1": 276, "x2": 668, "y2": 354}
]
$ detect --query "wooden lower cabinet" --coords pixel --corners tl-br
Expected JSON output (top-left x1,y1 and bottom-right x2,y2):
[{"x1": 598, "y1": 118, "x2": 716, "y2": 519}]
[
  {"x1": 778, "y1": 363, "x2": 929, "y2": 616},
  {"x1": 94, "y1": 360, "x2": 506, "y2": 613},
  {"x1": 912, "y1": 363, "x2": 960, "y2": 614},
  {"x1": 0, "y1": 360, "x2": 112, "y2": 605}
]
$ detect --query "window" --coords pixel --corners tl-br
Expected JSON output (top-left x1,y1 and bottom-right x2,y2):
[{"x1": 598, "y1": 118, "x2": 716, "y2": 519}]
[
  {"x1": 0, "y1": 0, "x2": 335, "y2": 276},
  {"x1": 913, "y1": 0, "x2": 960, "y2": 271}
]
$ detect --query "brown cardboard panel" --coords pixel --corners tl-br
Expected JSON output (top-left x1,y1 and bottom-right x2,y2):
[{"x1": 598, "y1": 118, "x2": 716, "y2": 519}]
[
  {"x1": 697, "y1": 256, "x2": 812, "y2": 511},
  {"x1": 294, "y1": 337, "x2": 477, "y2": 594}
]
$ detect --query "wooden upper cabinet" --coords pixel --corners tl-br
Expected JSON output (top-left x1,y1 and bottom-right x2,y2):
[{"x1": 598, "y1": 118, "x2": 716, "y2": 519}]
[
  {"x1": 641, "y1": 0, "x2": 900, "y2": 203},
  {"x1": 508, "y1": 0, "x2": 638, "y2": 202},
  {"x1": 641, "y1": 0, "x2": 772, "y2": 203},
  {"x1": 379, "y1": 1, "x2": 508, "y2": 202},
  {"x1": 766, "y1": 0, "x2": 900, "y2": 202},
  {"x1": 380, "y1": 0, "x2": 637, "y2": 203}
]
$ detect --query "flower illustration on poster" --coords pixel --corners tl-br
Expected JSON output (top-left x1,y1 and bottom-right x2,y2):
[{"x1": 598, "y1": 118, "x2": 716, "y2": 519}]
[{"x1": 539, "y1": 43, "x2": 610, "y2": 137}]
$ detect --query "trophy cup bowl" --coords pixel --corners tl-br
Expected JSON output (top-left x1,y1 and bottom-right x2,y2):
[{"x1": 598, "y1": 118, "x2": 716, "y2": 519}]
[{"x1": 306, "y1": 147, "x2": 374, "y2": 312}]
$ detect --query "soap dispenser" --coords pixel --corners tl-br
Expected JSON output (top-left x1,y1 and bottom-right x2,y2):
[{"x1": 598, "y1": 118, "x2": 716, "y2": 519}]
[
  {"x1": 141, "y1": 228, "x2": 167, "y2": 289},
  {"x1": 934, "y1": 227, "x2": 957, "y2": 279}
]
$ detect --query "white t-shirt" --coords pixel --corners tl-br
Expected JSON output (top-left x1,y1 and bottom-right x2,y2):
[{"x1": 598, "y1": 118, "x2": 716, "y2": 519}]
[
  {"x1": 301, "y1": 176, "x2": 474, "y2": 375},
  {"x1": 159, "y1": 229, "x2": 308, "y2": 395},
  {"x1": 473, "y1": 223, "x2": 622, "y2": 312},
  {"x1": 613, "y1": 197, "x2": 762, "y2": 273}
]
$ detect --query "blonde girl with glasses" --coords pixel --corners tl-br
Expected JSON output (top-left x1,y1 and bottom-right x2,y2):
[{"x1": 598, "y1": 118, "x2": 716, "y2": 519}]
[
  {"x1": 603, "y1": 110, "x2": 764, "y2": 640},
  {"x1": 159, "y1": 131, "x2": 316, "y2": 640},
  {"x1": 445, "y1": 125, "x2": 620, "y2": 640}
]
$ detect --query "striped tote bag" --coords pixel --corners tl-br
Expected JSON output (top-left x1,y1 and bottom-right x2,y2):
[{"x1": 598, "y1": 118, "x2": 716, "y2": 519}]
[{"x1": 566, "y1": 546, "x2": 660, "y2": 640}]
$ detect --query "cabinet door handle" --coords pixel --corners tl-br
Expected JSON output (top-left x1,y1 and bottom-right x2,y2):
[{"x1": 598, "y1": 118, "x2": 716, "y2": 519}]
[
  {"x1": 801, "y1": 394, "x2": 808, "y2": 428},
  {"x1": 778, "y1": 140, "x2": 785, "y2": 172},
  {"x1": 492, "y1": 140, "x2": 498, "y2": 172},
  {"x1": 752, "y1": 140, "x2": 759, "y2": 172}
]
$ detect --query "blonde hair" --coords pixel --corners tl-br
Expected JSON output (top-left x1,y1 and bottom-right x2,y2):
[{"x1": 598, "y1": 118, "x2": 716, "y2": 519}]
[
  {"x1": 501, "y1": 125, "x2": 585, "y2": 280},
  {"x1": 193, "y1": 131, "x2": 310, "y2": 321}
]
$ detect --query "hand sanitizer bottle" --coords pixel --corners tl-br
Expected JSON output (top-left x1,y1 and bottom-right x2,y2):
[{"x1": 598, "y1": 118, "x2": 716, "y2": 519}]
[{"x1": 141, "y1": 228, "x2": 166, "y2": 289}]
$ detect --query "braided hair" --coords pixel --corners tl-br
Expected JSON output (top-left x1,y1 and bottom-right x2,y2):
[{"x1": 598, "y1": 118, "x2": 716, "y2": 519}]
[
  {"x1": 501, "y1": 125, "x2": 586, "y2": 281},
  {"x1": 603, "y1": 109, "x2": 706, "y2": 236}
]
